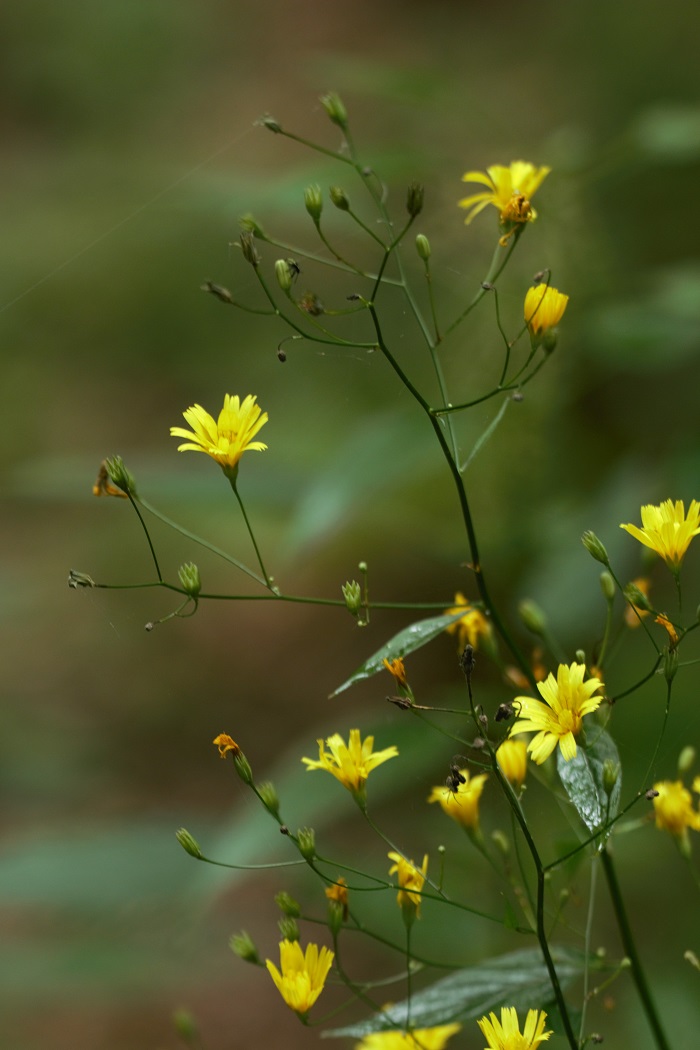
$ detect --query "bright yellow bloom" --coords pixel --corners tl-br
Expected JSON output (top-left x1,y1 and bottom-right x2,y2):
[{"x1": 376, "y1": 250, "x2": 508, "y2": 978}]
[
  {"x1": 459, "y1": 161, "x2": 550, "y2": 226},
  {"x1": 497, "y1": 739, "x2": 528, "y2": 788},
  {"x1": 325, "y1": 877, "x2": 349, "y2": 912},
  {"x1": 477, "y1": 1007, "x2": 552, "y2": 1050},
  {"x1": 388, "y1": 851, "x2": 428, "y2": 918},
  {"x1": 170, "y1": 394, "x2": 268, "y2": 479},
  {"x1": 511, "y1": 662, "x2": 604, "y2": 764},
  {"x1": 444, "y1": 592, "x2": 491, "y2": 652},
  {"x1": 212, "y1": 732, "x2": 240, "y2": 759},
  {"x1": 383, "y1": 657, "x2": 408, "y2": 689},
  {"x1": 625, "y1": 577, "x2": 651, "y2": 628},
  {"x1": 265, "y1": 939, "x2": 334, "y2": 1016},
  {"x1": 301, "y1": 729, "x2": 398, "y2": 799},
  {"x1": 524, "y1": 284, "x2": 569, "y2": 335},
  {"x1": 354, "y1": 1024, "x2": 461, "y2": 1050},
  {"x1": 620, "y1": 499, "x2": 700, "y2": 571},
  {"x1": 653, "y1": 780, "x2": 700, "y2": 837},
  {"x1": 428, "y1": 769, "x2": 487, "y2": 829}
]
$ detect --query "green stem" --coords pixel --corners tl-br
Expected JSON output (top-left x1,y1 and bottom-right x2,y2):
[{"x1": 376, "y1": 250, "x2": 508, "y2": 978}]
[
  {"x1": 127, "y1": 493, "x2": 162, "y2": 581},
  {"x1": 600, "y1": 846, "x2": 671, "y2": 1050},
  {"x1": 230, "y1": 480, "x2": 274, "y2": 591}
]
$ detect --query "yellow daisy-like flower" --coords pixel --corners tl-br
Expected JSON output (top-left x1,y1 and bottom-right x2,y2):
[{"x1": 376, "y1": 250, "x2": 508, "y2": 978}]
[
  {"x1": 496, "y1": 739, "x2": 528, "y2": 788},
  {"x1": 301, "y1": 729, "x2": 398, "y2": 801},
  {"x1": 170, "y1": 393, "x2": 268, "y2": 480},
  {"x1": 459, "y1": 161, "x2": 550, "y2": 226},
  {"x1": 265, "y1": 939, "x2": 334, "y2": 1016},
  {"x1": 477, "y1": 1006, "x2": 552, "y2": 1050},
  {"x1": 354, "y1": 1024, "x2": 461, "y2": 1050},
  {"x1": 511, "y1": 662, "x2": 604, "y2": 764},
  {"x1": 444, "y1": 592, "x2": 491, "y2": 652},
  {"x1": 653, "y1": 780, "x2": 700, "y2": 838},
  {"x1": 388, "y1": 850, "x2": 428, "y2": 919},
  {"x1": 524, "y1": 284, "x2": 569, "y2": 336},
  {"x1": 620, "y1": 499, "x2": 700, "y2": 572},
  {"x1": 428, "y1": 769, "x2": 488, "y2": 830}
]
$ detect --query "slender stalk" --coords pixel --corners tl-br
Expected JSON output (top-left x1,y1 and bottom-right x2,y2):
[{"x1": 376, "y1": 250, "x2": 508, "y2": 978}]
[
  {"x1": 230, "y1": 480, "x2": 274, "y2": 591},
  {"x1": 127, "y1": 493, "x2": 162, "y2": 581}
]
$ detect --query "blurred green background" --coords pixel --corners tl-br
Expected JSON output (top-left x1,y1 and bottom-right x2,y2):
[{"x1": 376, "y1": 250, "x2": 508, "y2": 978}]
[{"x1": 3, "y1": 1, "x2": 700, "y2": 1047}]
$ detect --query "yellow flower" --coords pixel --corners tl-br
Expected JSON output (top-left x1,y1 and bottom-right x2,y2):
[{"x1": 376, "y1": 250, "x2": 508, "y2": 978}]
[
  {"x1": 265, "y1": 939, "x2": 334, "y2": 1016},
  {"x1": 388, "y1": 850, "x2": 428, "y2": 919},
  {"x1": 655, "y1": 613, "x2": 680, "y2": 648},
  {"x1": 170, "y1": 394, "x2": 268, "y2": 479},
  {"x1": 444, "y1": 593, "x2": 491, "y2": 652},
  {"x1": 354, "y1": 1024, "x2": 461, "y2": 1050},
  {"x1": 459, "y1": 161, "x2": 550, "y2": 226},
  {"x1": 653, "y1": 780, "x2": 700, "y2": 837},
  {"x1": 511, "y1": 662, "x2": 604, "y2": 764},
  {"x1": 301, "y1": 729, "x2": 398, "y2": 800},
  {"x1": 428, "y1": 769, "x2": 488, "y2": 829},
  {"x1": 524, "y1": 284, "x2": 569, "y2": 336},
  {"x1": 620, "y1": 499, "x2": 700, "y2": 572},
  {"x1": 325, "y1": 877, "x2": 349, "y2": 913},
  {"x1": 497, "y1": 739, "x2": 528, "y2": 788},
  {"x1": 625, "y1": 577, "x2": 651, "y2": 628},
  {"x1": 212, "y1": 732, "x2": 240, "y2": 759},
  {"x1": 477, "y1": 1007, "x2": 552, "y2": 1050},
  {"x1": 383, "y1": 657, "x2": 408, "y2": 689}
]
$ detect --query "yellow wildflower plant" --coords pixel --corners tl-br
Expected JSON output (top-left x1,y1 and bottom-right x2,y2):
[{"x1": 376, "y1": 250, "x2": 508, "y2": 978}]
[
  {"x1": 511, "y1": 662, "x2": 604, "y2": 764},
  {"x1": 459, "y1": 161, "x2": 550, "y2": 226},
  {"x1": 653, "y1": 779, "x2": 700, "y2": 838},
  {"x1": 383, "y1": 656, "x2": 408, "y2": 690},
  {"x1": 620, "y1": 499, "x2": 700, "y2": 572},
  {"x1": 301, "y1": 729, "x2": 398, "y2": 802},
  {"x1": 444, "y1": 592, "x2": 491, "y2": 652},
  {"x1": 212, "y1": 732, "x2": 241, "y2": 759},
  {"x1": 388, "y1": 850, "x2": 428, "y2": 921},
  {"x1": 170, "y1": 393, "x2": 268, "y2": 480},
  {"x1": 265, "y1": 939, "x2": 334, "y2": 1016},
  {"x1": 354, "y1": 1024, "x2": 461, "y2": 1050},
  {"x1": 477, "y1": 1006, "x2": 552, "y2": 1050},
  {"x1": 655, "y1": 613, "x2": 680, "y2": 648},
  {"x1": 524, "y1": 284, "x2": 569, "y2": 336},
  {"x1": 496, "y1": 739, "x2": 528, "y2": 788},
  {"x1": 428, "y1": 769, "x2": 488, "y2": 830}
]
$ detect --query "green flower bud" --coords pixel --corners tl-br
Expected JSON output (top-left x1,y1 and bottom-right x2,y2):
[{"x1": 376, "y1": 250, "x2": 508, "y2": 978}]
[
  {"x1": 275, "y1": 259, "x2": 293, "y2": 292},
  {"x1": 233, "y1": 751, "x2": 254, "y2": 786},
  {"x1": 259, "y1": 114, "x2": 282, "y2": 133},
  {"x1": 175, "y1": 828, "x2": 203, "y2": 859},
  {"x1": 275, "y1": 891, "x2": 301, "y2": 917},
  {"x1": 68, "y1": 570, "x2": 96, "y2": 589},
  {"x1": 239, "y1": 230, "x2": 260, "y2": 266},
  {"x1": 319, "y1": 92, "x2": 348, "y2": 129},
  {"x1": 624, "y1": 582, "x2": 652, "y2": 612},
  {"x1": 406, "y1": 182, "x2": 424, "y2": 218},
  {"x1": 664, "y1": 648, "x2": 679, "y2": 683},
  {"x1": 518, "y1": 599, "x2": 547, "y2": 636},
  {"x1": 104, "y1": 455, "x2": 136, "y2": 496},
  {"x1": 178, "y1": 562, "x2": 201, "y2": 598},
  {"x1": 297, "y1": 827, "x2": 316, "y2": 860},
  {"x1": 304, "y1": 185, "x2": 323, "y2": 223},
  {"x1": 575, "y1": 649, "x2": 586, "y2": 665},
  {"x1": 602, "y1": 760, "x2": 620, "y2": 797},
  {"x1": 542, "y1": 328, "x2": 559, "y2": 354},
  {"x1": 678, "y1": 746, "x2": 696, "y2": 774},
  {"x1": 327, "y1": 899, "x2": 344, "y2": 935},
  {"x1": 258, "y1": 780, "x2": 280, "y2": 816},
  {"x1": 239, "y1": 213, "x2": 266, "y2": 239},
  {"x1": 329, "y1": 186, "x2": 350, "y2": 211},
  {"x1": 173, "y1": 1009, "x2": 198, "y2": 1042},
  {"x1": 491, "y1": 830, "x2": 510, "y2": 856},
  {"x1": 581, "y1": 531, "x2": 609, "y2": 565},
  {"x1": 342, "y1": 580, "x2": 362, "y2": 616},
  {"x1": 600, "y1": 571, "x2": 615, "y2": 601},
  {"x1": 230, "y1": 930, "x2": 260, "y2": 964},
  {"x1": 278, "y1": 916, "x2": 300, "y2": 941},
  {"x1": 415, "y1": 234, "x2": 431, "y2": 261}
]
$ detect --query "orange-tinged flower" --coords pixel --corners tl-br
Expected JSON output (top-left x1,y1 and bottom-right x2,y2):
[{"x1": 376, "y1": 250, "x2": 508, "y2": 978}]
[
  {"x1": 477, "y1": 1006, "x2": 552, "y2": 1050},
  {"x1": 383, "y1": 657, "x2": 408, "y2": 689},
  {"x1": 655, "y1": 613, "x2": 679, "y2": 648},
  {"x1": 524, "y1": 284, "x2": 569, "y2": 336},
  {"x1": 444, "y1": 592, "x2": 491, "y2": 652},
  {"x1": 212, "y1": 733, "x2": 240, "y2": 758},
  {"x1": 354, "y1": 1025, "x2": 461, "y2": 1049},
  {"x1": 620, "y1": 499, "x2": 700, "y2": 571},
  {"x1": 170, "y1": 394, "x2": 268, "y2": 479},
  {"x1": 496, "y1": 739, "x2": 528, "y2": 788},
  {"x1": 301, "y1": 729, "x2": 398, "y2": 800},
  {"x1": 511, "y1": 662, "x2": 604, "y2": 764},
  {"x1": 388, "y1": 850, "x2": 428, "y2": 919},
  {"x1": 459, "y1": 161, "x2": 550, "y2": 226},
  {"x1": 325, "y1": 877, "x2": 349, "y2": 912},
  {"x1": 428, "y1": 769, "x2": 487, "y2": 829},
  {"x1": 92, "y1": 461, "x2": 128, "y2": 498},
  {"x1": 265, "y1": 939, "x2": 334, "y2": 1016}
]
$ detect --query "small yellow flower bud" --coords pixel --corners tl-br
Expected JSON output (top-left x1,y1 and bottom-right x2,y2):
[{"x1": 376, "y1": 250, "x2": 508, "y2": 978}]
[
  {"x1": 175, "y1": 828, "x2": 203, "y2": 859},
  {"x1": 278, "y1": 916, "x2": 300, "y2": 941},
  {"x1": 518, "y1": 599, "x2": 547, "y2": 636},
  {"x1": 406, "y1": 182, "x2": 424, "y2": 218},
  {"x1": 104, "y1": 455, "x2": 136, "y2": 497},
  {"x1": 319, "y1": 91, "x2": 348, "y2": 129},
  {"x1": 600, "y1": 571, "x2": 615, "y2": 601},
  {"x1": 582, "y1": 531, "x2": 609, "y2": 565},
  {"x1": 239, "y1": 230, "x2": 260, "y2": 266},
  {"x1": 178, "y1": 562, "x2": 201, "y2": 598},
  {"x1": 415, "y1": 233, "x2": 431, "y2": 260},
  {"x1": 329, "y1": 185, "x2": 350, "y2": 211},
  {"x1": 342, "y1": 580, "x2": 362, "y2": 616},
  {"x1": 304, "y1": 185, "x2": 324, "y2": 223},
  {"x1": 230, "y1": 930, "x2": 260, "y2": 964},
  {"x1": 297, "y1": 827, "x2": 316, "y2": 860},
  {"x1": 678, "y1": 747, "x2": 696, "y2": 774},
  {"x1": 275, "y1": 258, "x2": 293, "y2": 291},
  {"x1": 258, "y1": 780, "x2": 280, "y2": 816},
  {"x1": 275, "y1": 891, "x2": 301, "y2": 917}
]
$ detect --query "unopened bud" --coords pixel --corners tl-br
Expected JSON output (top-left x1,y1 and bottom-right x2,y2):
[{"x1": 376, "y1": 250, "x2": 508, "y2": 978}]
[
  {"x1": 406, "y1": 182, "x2": 424, "y2": 218},
  {"x1": 259, "y1": 114, "x2": 282, "y2": 133},
  {"x1": 678, "y1": 746, "x2": 696, "y2": 774},
  {"x1": 239, "y1": 230, "x2": 260, "y2": 266},
  {"x1": 258, "y1": 780, "x2": 280, "y2": 816},
  {"x1": 239, "y1": 213, "x2": 267, "y2": 239},
  {"x1": 230, "y1": 930, "x2": 260, "y2": 963},
  {"x1": 518, "y1": 599, "x2": 547, "y2": 636},
  {"x1": 542, "y1": 328, "x2": 559, "y2": 354},
  {"x1": 575, "y1": 649, "x2": 586, "y2": 665},
  {"x1": 278, "y1": 916, "x2": 300, "y2": 941},
  {"x1": 304, "y1": 184, "x2": 323, "y2": 224},
  {"x1": 175, "y1": 828, "x2": 203, "y2": 859},
  {"x1": 297, "y1": 827, "x2": 316, "y2": 860},
  {"x1": 104, "y1": 455, "x2": 136, "y2": 496},
  {"x1": 582, "y1": 531, "x2": 609, "y2": 565},
  {"x1": 664, "y1": 648, "x2": 679, "y2": 683},
  {"x1": 415, "y1": 234, "x2": 431, "y2": 261},
  {"x1": 275, "y1": 258, "x2": 293, "y2": 292},
  {"x1": 600, "y1": 571, "x2": 615, "y2": 601},
  {"x1": 234, "y1": 751, "x2": 254, "y2": 786},
  {"x1": 491, "y1": 830, "x2": 509, "y2": 856},
  {"x1": 178, "y1": 562, "x2": 201, "y2": 598},
  {"x1": 319, "y1": 92, "x2": 348, "y2": 129},
  {"x1": 68, "y1": 570, "x2": 96, "y2": 589},
  {"x1": 342, "y1": 580, "x2": 362, "y2": 616},
  {"x1": 173, "y1": 1009, "x2": 198, "y2": 1042},
  {"x1": 329, "y1": 186, "x2": 350, "y2": 211},
  {"x1": 624, "y1": 582, "x2": 652, "y2": 612},
  {"x1": 602, "y1": 760, "x2": 620, "y2": 797},
  {"x1": 275, "y1": 891, "x2": 301, "y2": 917}
]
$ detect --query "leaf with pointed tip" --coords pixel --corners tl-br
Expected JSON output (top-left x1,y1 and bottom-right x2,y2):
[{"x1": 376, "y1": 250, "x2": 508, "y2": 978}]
[{"x1": 557, "y1": 728, "x2": 621, "y2": 833}]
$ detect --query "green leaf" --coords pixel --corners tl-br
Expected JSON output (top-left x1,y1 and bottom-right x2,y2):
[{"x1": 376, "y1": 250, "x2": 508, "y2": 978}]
[
  {"x1": 557, "y1": 728, "x2": 621, "y2": 833},
  {"x1": 329, "y1": 612, "x2": 462, "y2": 697},
  {"x1": 324, "y1": 946, "x2": 600, "y2": 1037}
]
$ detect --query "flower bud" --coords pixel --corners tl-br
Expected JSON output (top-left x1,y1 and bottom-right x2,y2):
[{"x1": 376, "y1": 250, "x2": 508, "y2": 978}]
[
  {"x1": 599, "y1": 571, "x2": 615, "y2": 602},
  {"x1": 575, "y1": 649, "x2": 586, "y2": 665},
  {"x1": 664, "y1": 648, "x2": 679, "y2": 683},
  {"x1": 304, "y1": 185, "x2": 323, "y2": 223},
  {"x1": 175, "y1": 828, "x2": 203, "y2": 859},
  {"x1": 259, "y1": 114, "x2": 282, "y2": 133},
  {"x1": 234, "y1": 751, "x2": 254, "y2": 786},
  {"x1": 104, "y1": 455, "x2": 136, "y2": 496},
  {"x1": 258, "y1": 780, "x2": 280, "y2": 816},
  {"x1": 178, "y1": 562, "x2": 201, "y2": 598},
  {"x1": 299, "y1": 292, "x2": 324, "y2": 316},
  {"x1": 581, "y1": 531, "x2": 609, "y2": 565},
  {"x1": 319, "y1": 92, "x2": 348, "y2": 129},
  {"x1": 342, "y1": 580, "x2": 362, "y2": 616},
  {"x1": 329, "y1": 186, "x2": 350, "y2": 211},
  {"x1": 68, "y1": 570, "x2": 96, "y2": 589},
  {"x1": 678, "y1": 746, "x2": 696, "y2": 774},
  {"x1": 230, "y1": 930, "x2": 260, "y2": 964},
  {"x1": 173, "y1": 1009, "x2": 198, "y2": 1042},
  {"x1": 275, "y1": 259, "x2": 293, "y2": 292},
  {"x1": 278, "y1": 916, "x2": 300, "y2": 941},
  {"x1": 239, "y1": 213, "x2": 266, "y2": 239},
  {"x1": 406, "y1": 182, "x2": 424, "y2": 218},
  {"x1": 602, "y1": 760, "x2": 620, "y2": 797},
  {"x1": 239, "y1": 230, "x2": 260, "y2": 266},
  {"x1": 297, "y1": 827, "x2": 316, "y2": 860},
  {"x1": 518, "y1": 599, "x2": 547, "y2": 636},
  {"x1": 275, "y1": 891, "x2": 301, "y2": 917},
  {"x1": 415, "y1": 234, "x2": 431, "y2": 261},
  {"x1": 624, "y1": 582, "x2": 652, "y2": 612},
  {"x1": 491, "y1": 829, "x2": 510, "y2": 856}
]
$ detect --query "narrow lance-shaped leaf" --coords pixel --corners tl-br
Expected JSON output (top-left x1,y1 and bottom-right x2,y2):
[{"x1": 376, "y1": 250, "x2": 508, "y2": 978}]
[{"x1": 557, "y1": 727, "x2": 622, "y2": 833}]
